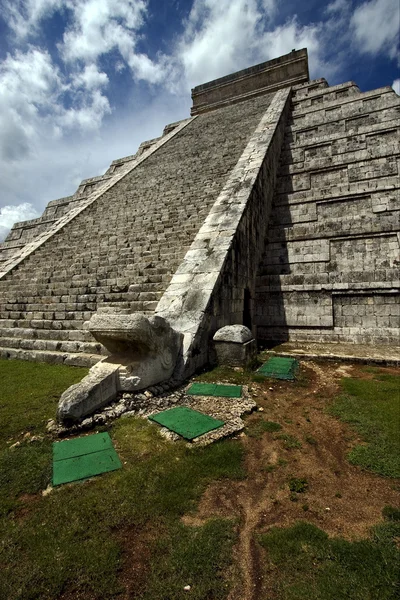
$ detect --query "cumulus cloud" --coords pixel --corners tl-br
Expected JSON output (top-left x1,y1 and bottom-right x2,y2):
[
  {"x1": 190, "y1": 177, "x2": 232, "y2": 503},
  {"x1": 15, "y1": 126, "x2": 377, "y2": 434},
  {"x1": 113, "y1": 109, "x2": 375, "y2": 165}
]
[
  {"x1": 60, "y1": 0, "x2": 167, "y2": 83},
  {"x1": 4, "y1": 0, "x2": 64, "y2": 39},
  {"x1": 351, "y1": 0, "x2": 400, "y2": 60},
  {"x1": 0, "y1": 203, "x2": 40, "y2": 242},
  {"x1": 392, "y1": 79, "x2": 400, "y2": 95},
  {"x1": 175, "y1": 0, "x2": 337, "y2": 90},
  {"x1": 72, "y1": 63, "x2": 109, "y2": 90},
  {"x1": 0, "y1": 48, "x2": 64, "y2": 161},
  {"x1": 177, "y1": 0, "x2": 267, "y2": 87}
]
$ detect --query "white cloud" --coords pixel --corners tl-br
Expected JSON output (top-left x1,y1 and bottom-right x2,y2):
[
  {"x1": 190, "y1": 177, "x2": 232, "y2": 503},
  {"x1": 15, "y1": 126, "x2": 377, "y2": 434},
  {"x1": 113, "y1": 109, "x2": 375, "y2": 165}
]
[
  {"x1": 351, "y1": 0, "x2": 399, "y2": 60},
  {"x1": 60, "y1": 89, "x2": 111, "y2": 129},
  {"x1": 62, "y1": 1, "x2": 145, "y2": 62},
  {"x1": 72, "y1": 63, "x2": 109, "y2": 90},
  {"x1": 177, "y1": 0, "x2": 270, "y2": 88},
  {"x1": 4, "y1": 0, "x2": 64, "y2": 39},
  {"x1": 0, "y1": 203, "x2": 40, "y2": 242},
  {"x1": 0, "y1": 48, "x2": 64, "y2": 160},
  {"x1": 175, "y1": 0, "x2": 336, "y2": 90},
  {"x1": 326, "y1": 0, "x2": 348, "y2": 14},
  {"x1": 392, "y1": 79, "x2": 400, "y2": 94}
]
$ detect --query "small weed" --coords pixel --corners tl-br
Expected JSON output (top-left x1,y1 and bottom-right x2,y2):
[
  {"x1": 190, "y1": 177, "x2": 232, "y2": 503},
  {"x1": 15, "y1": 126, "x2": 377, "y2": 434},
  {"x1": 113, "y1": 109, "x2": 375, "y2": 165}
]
[
  {"x1": 289, "y1": 492, "x2": 298, "y2": 502},
  {"x1": 246, "y1": 419, "x2": 282, "y2": 439},
  {"x1": 294, "y1": 369, "x2": 309, "y2": 388},
  {"x1": 335, "y1": 492, "x2": 342, "y2": 499},
  {"x1": 195, "y1": 360, "x2": 265, "y2": 386},
  {"x1": 382, "y1": 505, "x2": 400, "y2": 522},
  {"x1": 263, "y1": 421, "x2": 282, "y2": 432},
  {"x1": 277, "y1": 434, "x2": 302, "y2": 450},
  {"x1": 288, "y1": 478, "x2": 308, "y2": 493},
  {"x1": 278, "y1": 458, "x2": 288, "y2": 467},
  {"x1": 302, "y1": 504, "x2": 309, "y2": 512},
  {"x1": 305, "y1": 435, "x2": 317, "y2": 446},
  {"x1": 263, "y1": 464, "x2": 276, "y2": 473}
]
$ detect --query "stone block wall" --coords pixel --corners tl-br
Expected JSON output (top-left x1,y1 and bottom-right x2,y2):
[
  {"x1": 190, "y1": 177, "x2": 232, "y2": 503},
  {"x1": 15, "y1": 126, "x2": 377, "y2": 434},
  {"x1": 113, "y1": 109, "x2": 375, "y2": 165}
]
[{"x1": 255, "y1": 80, "x2": 400, "y2": 345}]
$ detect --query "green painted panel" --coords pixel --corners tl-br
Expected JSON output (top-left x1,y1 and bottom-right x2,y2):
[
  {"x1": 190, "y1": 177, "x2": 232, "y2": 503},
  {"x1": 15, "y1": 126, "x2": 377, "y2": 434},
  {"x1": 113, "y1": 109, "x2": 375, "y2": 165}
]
[
  {"x1": 53, "y1": 432, "x2": 113, "y2": 462},
  {"x1": 187, "y1": 382, "x2": 242, "y2": 397},
  {"x1": 52, "y1": 448, "x2": 122, "y2": 486},
  {"x1": 149, "y1": 406, "x2": 224, "y2": 440},
  {"x1": 187, "y1": 383, "x2": 217, "y2": 396},
  {"x1": 257, "y1": 357, "x2": 299, "y2": 380},
  {"x1": 214, "y1": 384, "x2": 242, "y2": 398}
]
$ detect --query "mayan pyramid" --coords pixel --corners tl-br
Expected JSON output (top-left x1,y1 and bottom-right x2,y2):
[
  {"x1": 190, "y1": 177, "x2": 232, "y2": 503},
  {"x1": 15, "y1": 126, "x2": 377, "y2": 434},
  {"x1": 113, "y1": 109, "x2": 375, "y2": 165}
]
[{"x1": 0, "y1": 48, "x2": 399, "y2": 380}]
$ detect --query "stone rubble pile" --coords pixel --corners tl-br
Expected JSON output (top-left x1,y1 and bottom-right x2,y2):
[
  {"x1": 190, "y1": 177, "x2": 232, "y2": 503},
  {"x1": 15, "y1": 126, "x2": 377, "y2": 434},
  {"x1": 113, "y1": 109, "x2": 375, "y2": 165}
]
[{"x1": 47, "y1": 380, "x2": 256, "y2": 446}]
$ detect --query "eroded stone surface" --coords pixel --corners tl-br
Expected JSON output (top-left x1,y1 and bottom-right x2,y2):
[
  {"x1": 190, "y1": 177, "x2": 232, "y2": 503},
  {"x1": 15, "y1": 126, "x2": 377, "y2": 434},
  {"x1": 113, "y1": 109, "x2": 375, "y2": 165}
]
[
  {"x1": 213, "y1": 325, "x2": 253, "y2": 343},
  {"x1": 57, "y1": 361, "x2": 120, "y2": 423},
  {"x1": 57, "y1": 313, "x2": 183, "y2": 423}
]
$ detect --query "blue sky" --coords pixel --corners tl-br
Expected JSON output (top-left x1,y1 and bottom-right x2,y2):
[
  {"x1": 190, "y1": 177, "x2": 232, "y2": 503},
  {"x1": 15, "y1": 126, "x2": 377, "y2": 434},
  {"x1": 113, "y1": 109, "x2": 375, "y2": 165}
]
[{"x1": 0, "y1": 0, "x2": 399, "y2": 240}]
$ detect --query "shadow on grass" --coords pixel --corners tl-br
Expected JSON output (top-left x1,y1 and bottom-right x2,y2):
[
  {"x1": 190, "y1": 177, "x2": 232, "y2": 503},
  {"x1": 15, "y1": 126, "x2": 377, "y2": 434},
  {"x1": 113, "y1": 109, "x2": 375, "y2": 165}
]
[
  {"x1": 259, "y1": 517, "x2": 399, "y2": 600},
  {"x1": 0, "y1": 357, "x2": 245, "y2": 600}
]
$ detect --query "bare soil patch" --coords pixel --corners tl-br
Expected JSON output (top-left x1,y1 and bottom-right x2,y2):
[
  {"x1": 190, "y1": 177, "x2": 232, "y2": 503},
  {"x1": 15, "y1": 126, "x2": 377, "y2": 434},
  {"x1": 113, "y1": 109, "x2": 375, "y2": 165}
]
[
  {"x1": 116, "y1": 524, "x2": 161, "y2": 599},
  {"x1": 181, "y1": 361, "x2": 400, "y2": 600}
]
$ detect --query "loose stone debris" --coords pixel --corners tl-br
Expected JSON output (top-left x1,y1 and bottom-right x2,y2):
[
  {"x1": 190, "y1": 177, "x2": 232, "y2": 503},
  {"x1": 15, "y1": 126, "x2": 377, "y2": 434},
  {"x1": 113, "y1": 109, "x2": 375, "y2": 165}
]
[{"x1": 47, "y1": 378, "x2": 256, "y2": 446}]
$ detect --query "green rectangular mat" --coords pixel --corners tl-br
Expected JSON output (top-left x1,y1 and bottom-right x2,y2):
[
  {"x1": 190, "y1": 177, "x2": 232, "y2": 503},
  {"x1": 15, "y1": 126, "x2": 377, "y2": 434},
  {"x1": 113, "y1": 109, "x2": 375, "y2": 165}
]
[
  {"x1": 53, "y1": 432, "x2": 113, "y2": 461},
  {"x1": 149, "y1": 406, "x2": 224, "y2": 440},
  {"x1": 187, "y1": 382, "x2": 242, "y2": 398},
  {"x1": 53, "y1": 449, "x2": 122, "y2": 486},
  {"x1": 257, "y1": 356, "x2": 299, "y2": 380},
  {"x1": 53, "y1": 432, "x2": 121, "y2": 486}
]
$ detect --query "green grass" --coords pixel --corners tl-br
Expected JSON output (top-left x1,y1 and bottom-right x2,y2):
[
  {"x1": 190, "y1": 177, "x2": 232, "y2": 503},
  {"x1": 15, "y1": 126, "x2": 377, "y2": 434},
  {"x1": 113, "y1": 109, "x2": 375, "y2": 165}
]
[
  {"x1": 0, "y1": 359, "x2": 88, "y2": 516},
  {"x1": 142, "y1": 519, "x2": 236, "y2": 600},
  {"x1": 194, "y1": 364, "x2": 265, "y2": 385},
  {"x1": 288, "y1": 478, "x2": 308, "y2": 493},
  {"x1": 0, "y1": 360, "x2": 244, "y2": 600},
  {"x1": 0, "y1": 359, "x2": 88, "y2": 447},
  {"x1": 246, "y1": 418, "x2": 282, "y2": 438},
  {"x1": 259, "y1": 520, "x2": 400, "y2": 600},
  {"x1": 329, "y1": 371, "x2": 400, "y2": 477}
]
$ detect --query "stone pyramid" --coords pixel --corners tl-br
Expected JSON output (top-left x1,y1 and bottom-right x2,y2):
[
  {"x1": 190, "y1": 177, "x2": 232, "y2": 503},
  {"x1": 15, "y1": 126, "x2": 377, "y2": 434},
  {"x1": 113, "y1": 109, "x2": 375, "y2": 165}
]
[{"x1": 0, "y1": 49, "x2": 398, "y2": 420}]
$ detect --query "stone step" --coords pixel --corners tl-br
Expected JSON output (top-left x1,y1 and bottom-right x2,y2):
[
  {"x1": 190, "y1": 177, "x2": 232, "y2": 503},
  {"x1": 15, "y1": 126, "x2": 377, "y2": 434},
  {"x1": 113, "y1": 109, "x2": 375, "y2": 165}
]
[
  {"x1": 0, "y1": 336, "x2": 107, "y2": 355},
  {"x1": 0, "y1": 318, "x2": 87, "y2": 331},
  {"x1": 0, "y1": 347, "x2": 103, "y2": 367},
  {"x1": 0, "y1": 327, "x2": 94, "y2": 342}
]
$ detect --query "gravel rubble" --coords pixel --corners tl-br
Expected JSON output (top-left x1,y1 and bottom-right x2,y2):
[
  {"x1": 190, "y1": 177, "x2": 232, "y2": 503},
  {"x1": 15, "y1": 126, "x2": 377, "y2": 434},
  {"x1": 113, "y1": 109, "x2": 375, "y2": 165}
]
[{"x1": 47, "y1": 379, "x2": 256, "y2": 445}]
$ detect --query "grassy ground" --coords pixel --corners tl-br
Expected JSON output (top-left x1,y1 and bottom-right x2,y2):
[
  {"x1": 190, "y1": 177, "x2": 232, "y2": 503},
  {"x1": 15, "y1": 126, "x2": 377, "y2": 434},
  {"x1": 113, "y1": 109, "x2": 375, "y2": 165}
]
[
  {"x1": 259, "y1": 517, "x2": 399, "y2": 600},
  {"x1": 329, "y1": 368, "x2": 400, "y2": 477},
  {"x1": 0, "y1": 359, "x2": 244, "y2": 600},
  {"x1": 0, "y1": 358, "x2": 399, "y2": 600}
]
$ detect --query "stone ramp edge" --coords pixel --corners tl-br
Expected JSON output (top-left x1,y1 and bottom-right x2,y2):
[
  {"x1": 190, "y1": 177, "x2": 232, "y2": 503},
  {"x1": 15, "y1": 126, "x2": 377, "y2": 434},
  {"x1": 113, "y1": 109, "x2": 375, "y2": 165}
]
[{"x1": 156, "y1": 87, "x2": 292, "y2": 379}]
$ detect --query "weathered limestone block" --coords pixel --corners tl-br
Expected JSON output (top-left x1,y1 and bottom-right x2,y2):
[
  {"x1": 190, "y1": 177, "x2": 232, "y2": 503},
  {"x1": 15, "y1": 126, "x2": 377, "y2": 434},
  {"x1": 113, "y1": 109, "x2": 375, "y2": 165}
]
[
  {"x1": 89, "y1": 312, "x2": 182, "y2": 390},
  {"x1": 213, "y1": 325, "x2": 257, "y2": 366},
  {"x1": 57, "y1": 361, "x2": 120, "y2": 423},
  {"x1": 57, "y1": 313, "x2": 183, "y2": 423}
]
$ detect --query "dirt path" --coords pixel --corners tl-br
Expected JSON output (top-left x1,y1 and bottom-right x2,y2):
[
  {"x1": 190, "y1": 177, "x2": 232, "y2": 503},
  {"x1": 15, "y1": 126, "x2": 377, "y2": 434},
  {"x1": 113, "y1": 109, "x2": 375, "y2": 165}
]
[{"x1": 182, "y1": 361, "x2": 400, "y2": 600}]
